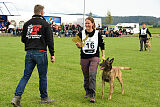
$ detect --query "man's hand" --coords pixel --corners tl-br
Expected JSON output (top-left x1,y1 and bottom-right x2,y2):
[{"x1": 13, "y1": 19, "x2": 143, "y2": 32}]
[
  {"x1": 76, "y1": 42, "x2": 81, "y2": 48},
  {"x1": 50, "y1": 56, "x2": 55, "y2": 63}
]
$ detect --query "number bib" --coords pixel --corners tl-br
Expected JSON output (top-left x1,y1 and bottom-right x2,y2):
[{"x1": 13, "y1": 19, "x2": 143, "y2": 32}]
[
  {"x1": 141, "y1": 28, "x2": 147, "y2": 35},
  {"x1": 82, "y1": 30, "x2": 98, "y2": 54}
]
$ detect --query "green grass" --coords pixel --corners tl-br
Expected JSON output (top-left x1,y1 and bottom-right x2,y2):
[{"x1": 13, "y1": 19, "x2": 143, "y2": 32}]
[
  {"x1": 0, "y1": 36, "x2": 160, "y2": 107},
  {"x1": 149, "y1": 28, "x2": 160, "y2": 34}
]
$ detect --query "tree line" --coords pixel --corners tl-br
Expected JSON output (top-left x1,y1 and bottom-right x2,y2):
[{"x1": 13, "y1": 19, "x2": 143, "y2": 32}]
[
  {"x1": 88, "y1": 11, "x2": 160, "y2": 26},
  {"x1": 101, "y1": 16, "x2": 160, "y2": 26}
]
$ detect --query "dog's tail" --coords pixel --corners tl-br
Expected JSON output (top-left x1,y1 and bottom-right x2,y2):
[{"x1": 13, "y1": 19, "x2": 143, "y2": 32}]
[{"x1": 119, "y1": 67, "x2": 131, "y2": 70}]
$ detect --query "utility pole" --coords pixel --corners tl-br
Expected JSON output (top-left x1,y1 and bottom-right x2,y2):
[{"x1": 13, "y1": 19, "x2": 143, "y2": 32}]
[{"x1": 83, "y1": 0, "x2": 85, "y2": 29}]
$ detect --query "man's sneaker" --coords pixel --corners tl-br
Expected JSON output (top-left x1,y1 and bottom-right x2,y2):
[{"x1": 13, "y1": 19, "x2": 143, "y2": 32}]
[
  {"x1": 90, "y1": 97, "x2": 95, "y2": 103},
  {"x1": 84, "y1": 93, "x2": 90, "y2": 98},
  {"x1": 40, "y1": 97, "x2": 55, "y2": 104},
  {"x1": 11, "y1": 96, "x2": 22, "y2": 107}
]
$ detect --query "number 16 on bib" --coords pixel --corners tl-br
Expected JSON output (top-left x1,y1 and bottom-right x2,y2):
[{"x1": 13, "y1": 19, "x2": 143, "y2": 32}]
[{"x1": 82, "y1": 30, "x2": 98, "y2": 54}]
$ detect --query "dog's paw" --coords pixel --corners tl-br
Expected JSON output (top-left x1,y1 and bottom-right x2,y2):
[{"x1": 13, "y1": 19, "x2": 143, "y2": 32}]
[
  {"x1": 102, "y1": 96, "x2": 104, "y2": 99},
  {"x1": 122, "y1": 90, "x2": 124, "y2": 94},
  {"x1": 108, "y1": 96, "x2": 112, "y2": 100}
]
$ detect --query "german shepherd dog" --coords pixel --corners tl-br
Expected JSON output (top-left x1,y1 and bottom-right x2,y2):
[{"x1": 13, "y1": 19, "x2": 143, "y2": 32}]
[
  {"x1": 145, "y1": 38, "x2": 151, "y2": 51},
  {"x1": 100, "y1": 58, "x2": 131, "y2": 100}
]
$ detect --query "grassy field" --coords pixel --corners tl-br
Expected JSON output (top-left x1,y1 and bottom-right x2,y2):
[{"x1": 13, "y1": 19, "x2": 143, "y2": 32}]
[
  {"x1": 148, "y1": 28, "x2": 160, "y2": 34},
  {"x1": 0, "y1": 36, "x2": 160, "y2": 107}
]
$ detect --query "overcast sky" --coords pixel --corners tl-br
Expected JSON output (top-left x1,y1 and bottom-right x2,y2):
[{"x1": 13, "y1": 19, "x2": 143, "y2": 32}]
[{"x1": 2, "y1": 0, "x2": 160, "y2": 17}]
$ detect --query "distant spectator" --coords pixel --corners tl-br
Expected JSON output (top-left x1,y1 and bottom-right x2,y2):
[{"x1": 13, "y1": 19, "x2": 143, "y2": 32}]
[
  {"x1": 110, "y1": 30, "x2": 114, "y2": 37},
  {"x1": 119, "y1": 29, "x2": 122, "y2": 35},
  {"x1": 0, "y1": 23, "x2": 6, "y2": 32},
  {"x1": 97, "y1": 24, "x2": 100, "y2": 31},
  {"x1": 58, "y1": 25, "x2": 61, "y2": 37},
  {"x1": 77, "y1": 24, "x2": 82, "y2": 33},
  {"x1": 65, "y1": 24, "x2": 69, "y2": 37},
  {"x1": 50, "y1": 21, "x2": 54, "y2": 32},
  {"x1": 61, "y1": 23, "x2": 65, "y2": 34},
  {"x1": 5, "y1": 20, "x2": 10, "y2": 33},
  {"x1": 13, "y1": 28, "x2": 16, "y2": 35},
  {"x1": 68, "y1": 24, "x2": 72, "y2": 37},
  {"x1": 114, "y1": 30, "x2": 121, "y2": 37},
  {"x1": 16, "y1": 27, "x2": 22, "y2": 36},
  {"x1": 72, "y1": 24, "x2": 76, "y2": 37},
  {"x1": 55, "y1": 24, "x2": 58, "y2": 35},
  {"x1": 8, "y1": 24, "x2": 15, "y2": 33},
  {"x1": 105, "y1": 30, "x2": 109, "y2": 37}
]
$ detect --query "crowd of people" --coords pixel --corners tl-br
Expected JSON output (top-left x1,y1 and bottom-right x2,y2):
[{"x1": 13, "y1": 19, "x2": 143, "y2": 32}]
[
  {"x1": 99, "y1": 27, "x2": 129, "y2": 37},
  {"x1": 49, "y1": 23, "x2": 83, "y2": 37},
  {"x1": 0, "y1": 20, "x2": 23, "y2": 36},
  {"x1": 49, "y1": 23, "x2": 123, "y2": 37},
  {"x1": 1, "y1": 20, "x2": 125, "y2": 37}
]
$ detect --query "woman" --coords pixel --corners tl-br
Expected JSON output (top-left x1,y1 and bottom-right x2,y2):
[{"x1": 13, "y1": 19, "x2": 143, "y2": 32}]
[{"x1": 76, "y1": 17, "x2": 105, "y2": 103}]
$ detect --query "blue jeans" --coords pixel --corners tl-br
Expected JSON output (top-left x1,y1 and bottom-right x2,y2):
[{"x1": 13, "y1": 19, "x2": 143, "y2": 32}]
[{"x1": 15, "y1": 50, "x2": 48, "y2": 98}]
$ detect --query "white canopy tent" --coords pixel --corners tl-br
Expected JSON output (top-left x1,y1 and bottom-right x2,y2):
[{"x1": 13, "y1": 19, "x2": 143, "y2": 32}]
[{"x1": 0, "y1": 2, "x2": 19, "y2": 16}]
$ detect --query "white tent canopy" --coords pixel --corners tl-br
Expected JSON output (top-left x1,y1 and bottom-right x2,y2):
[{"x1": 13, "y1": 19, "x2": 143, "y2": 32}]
[{"x1": 0, "y1": 2, "x2": 19, "y2": 16}]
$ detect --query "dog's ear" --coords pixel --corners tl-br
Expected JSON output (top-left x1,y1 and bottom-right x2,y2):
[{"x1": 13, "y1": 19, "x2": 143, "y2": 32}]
[
  {"x1": 105, "y1": 57, "x2": 109, "y2": 63},
  {"x1": 110, "y1": 58, "x2": 114, "y2": 63}
]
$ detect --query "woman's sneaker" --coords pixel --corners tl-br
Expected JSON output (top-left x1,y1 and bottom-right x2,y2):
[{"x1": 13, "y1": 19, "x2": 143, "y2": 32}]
[
  {"x1": 40, "y1": 97, "x2": 55, "y2": 104},
  {"x1": 90, "y1": 97, "x2": 95, "y2": 103}
]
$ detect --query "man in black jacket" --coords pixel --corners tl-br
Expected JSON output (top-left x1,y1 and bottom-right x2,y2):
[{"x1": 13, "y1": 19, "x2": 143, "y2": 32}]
[
  {"x1": 139, "y1": 24, "x2": 152, "y2": 51},
  {"x1": 11, "y1": 5, "x2": 55, "y2": 107}
]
